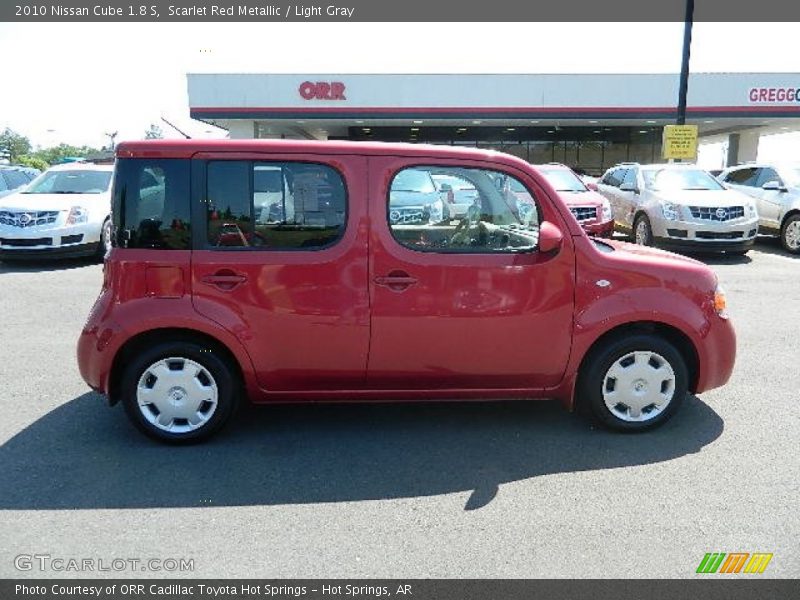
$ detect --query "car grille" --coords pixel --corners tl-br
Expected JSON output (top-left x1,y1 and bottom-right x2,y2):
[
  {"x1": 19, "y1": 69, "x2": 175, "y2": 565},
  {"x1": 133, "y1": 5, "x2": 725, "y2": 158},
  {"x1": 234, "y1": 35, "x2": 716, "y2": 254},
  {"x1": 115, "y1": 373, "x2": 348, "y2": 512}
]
[
  {"x1": 0, "y1": 237, "x2": 53, "y2": 247},
  {"x1": 688, "y1": 206, "x2": 744, "y2": 221},
  {"x1": 0, "y1": 210, "x2": 60, "y2": 228},
  {"x1": 695, "y1": 231, "x2": 743, "y2": 240},
  {"x1": 569, "y1": 206, "x2": 598, "y2": 222}
]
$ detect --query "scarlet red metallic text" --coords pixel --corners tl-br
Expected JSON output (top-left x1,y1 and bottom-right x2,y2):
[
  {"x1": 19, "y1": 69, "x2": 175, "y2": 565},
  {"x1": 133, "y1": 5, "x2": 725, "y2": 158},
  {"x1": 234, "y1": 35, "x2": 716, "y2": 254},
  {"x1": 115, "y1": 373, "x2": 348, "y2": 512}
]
[{"x1": 77, "y1": 139, "x2": 736, "y2": 437}]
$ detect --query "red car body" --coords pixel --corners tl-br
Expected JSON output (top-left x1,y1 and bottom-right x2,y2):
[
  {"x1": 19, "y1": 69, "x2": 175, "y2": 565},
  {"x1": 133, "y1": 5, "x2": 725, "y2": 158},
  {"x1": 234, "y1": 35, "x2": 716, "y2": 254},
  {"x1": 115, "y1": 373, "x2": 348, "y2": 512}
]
[{"x1": 77, "y1": 140, "x2": 735, "y2": 440}]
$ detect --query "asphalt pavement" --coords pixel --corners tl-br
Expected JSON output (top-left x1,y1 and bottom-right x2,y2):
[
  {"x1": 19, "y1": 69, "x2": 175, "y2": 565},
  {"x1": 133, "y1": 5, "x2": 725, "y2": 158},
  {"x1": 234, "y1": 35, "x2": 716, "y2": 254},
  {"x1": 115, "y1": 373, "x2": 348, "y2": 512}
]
[{"x1": 0, "y1": 237, "x2": 797, "y2": 578}]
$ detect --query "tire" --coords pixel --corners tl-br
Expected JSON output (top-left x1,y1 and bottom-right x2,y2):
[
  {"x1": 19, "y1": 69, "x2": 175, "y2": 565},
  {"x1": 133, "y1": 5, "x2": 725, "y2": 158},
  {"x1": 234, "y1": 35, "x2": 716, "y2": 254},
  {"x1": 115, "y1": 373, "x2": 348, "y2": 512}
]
[
  {"x1": 578, "y1": 334, "x2": 688, "y2": 432},
  {"x1": 780, "y1": 213, "x2": 800, "y2": 254},
  {"x1": 633, "y1": 214, "x2": 653, "y2": 246},
  {"x1": 95, "y1": 218, "x2": 112, "y2": 260},
  {"x1": 120, "y1": 340, "x2": 239, "y2": 443}
]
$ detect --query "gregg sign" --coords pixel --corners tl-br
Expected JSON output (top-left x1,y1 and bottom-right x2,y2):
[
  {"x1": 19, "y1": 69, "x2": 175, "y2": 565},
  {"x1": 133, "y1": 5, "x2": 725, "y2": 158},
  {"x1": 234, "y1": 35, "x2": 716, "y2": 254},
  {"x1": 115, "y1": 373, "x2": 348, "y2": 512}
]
[{"x1": 748, "y1": 87, "x2": 800, "y2": 103}]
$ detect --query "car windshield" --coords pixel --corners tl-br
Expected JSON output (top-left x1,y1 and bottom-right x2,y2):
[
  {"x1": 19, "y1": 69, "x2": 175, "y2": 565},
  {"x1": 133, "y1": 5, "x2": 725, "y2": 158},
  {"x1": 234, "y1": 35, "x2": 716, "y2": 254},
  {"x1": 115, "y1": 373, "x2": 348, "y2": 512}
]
[
  {"x1": 642, "y1": 168, "x2": 724, "y2": 191},
  {"x1": 24, "y1": 170, "x2": 112, "y2": 194},
  {"x1": 392, "y1": 169, "x2": 436, "y2": 193},
  {"x1": 540, "y1": 169, "x2": 588, "y2": 192}
]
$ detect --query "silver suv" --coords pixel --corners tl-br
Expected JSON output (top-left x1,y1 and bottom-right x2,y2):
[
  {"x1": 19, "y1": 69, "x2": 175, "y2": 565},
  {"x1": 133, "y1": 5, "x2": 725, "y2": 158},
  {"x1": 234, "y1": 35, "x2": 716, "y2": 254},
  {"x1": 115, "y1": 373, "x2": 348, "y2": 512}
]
[
  {"x1": 597, "y1": 163, "x2": 758, "y2": 254},
  {"x1": 718, "y1": 163, "x2": 800, "y2": 253}
]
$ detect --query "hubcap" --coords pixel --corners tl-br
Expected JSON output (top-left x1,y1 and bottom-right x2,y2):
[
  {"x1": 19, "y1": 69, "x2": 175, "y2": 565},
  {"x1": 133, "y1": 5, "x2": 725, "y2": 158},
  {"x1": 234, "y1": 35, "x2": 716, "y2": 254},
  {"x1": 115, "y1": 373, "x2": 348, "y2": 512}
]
[
  {"x1": 635, "y1": 220, "x2": 649, "y2": 245},
  {"x1": 136, "y1": 357, "x2": 218, "y2": 433},
  {"x1": 602, "y1": 350, "x2": 676, "y2": 422},
  {"x1": 785, "y1": 221, "x2": 800, "y2": 250}
]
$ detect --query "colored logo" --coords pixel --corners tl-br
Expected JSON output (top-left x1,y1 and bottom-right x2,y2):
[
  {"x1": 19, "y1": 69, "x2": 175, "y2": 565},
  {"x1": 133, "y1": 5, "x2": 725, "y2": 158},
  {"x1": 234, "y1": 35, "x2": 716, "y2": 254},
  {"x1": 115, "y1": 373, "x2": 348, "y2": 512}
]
[{"x1": 696, "y1": 552, "x2": 773, "y2": 574}]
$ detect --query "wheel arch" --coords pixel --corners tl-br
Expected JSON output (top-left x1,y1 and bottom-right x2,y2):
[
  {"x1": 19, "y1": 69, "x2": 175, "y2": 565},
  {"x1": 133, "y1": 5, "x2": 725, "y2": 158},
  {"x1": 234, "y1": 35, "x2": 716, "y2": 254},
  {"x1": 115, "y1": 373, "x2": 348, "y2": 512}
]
[{"x1": 108, "y1": 327, "x2": 246, "y2": 407}]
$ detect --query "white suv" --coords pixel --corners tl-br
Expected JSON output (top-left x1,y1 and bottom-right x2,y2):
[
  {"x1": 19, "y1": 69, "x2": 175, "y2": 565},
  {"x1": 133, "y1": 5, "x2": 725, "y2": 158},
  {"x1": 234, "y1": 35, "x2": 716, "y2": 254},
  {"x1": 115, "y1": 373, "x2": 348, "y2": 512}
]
[
  {"x1": 597, "y1": 163, "x2": 758, "y2": 254},
  {"x1": 0, "y1": 162, "x2": 114, "y2": 260},
  {"x1": 718, "y1": 163, "x2": 800, "y2": 253}
]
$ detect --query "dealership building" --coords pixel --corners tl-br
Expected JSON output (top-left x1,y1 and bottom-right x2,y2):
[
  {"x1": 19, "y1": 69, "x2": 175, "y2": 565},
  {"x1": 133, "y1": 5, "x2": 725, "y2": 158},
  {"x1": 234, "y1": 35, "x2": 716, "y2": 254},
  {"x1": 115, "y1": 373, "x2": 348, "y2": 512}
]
[{"x1": 188, "y1": 73, "x2": 800, "y2": 175}]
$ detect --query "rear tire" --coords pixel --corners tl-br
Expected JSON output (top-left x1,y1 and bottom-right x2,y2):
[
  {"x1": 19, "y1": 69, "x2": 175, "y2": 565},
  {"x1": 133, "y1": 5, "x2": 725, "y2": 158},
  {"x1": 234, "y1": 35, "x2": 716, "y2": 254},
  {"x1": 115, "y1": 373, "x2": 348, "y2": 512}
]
[
  {"x1": 120, "y1": 340, "x2": 239, "y2": 443},
  {"x1": 633, "y1": 214, "x2": 654, "y2": 246},
  {"x1": 578, "y1": 334, "x2": 688, "y2": 432},
  {"x1": 780, "y1": 214, "x2": 800, "y2": 254}
]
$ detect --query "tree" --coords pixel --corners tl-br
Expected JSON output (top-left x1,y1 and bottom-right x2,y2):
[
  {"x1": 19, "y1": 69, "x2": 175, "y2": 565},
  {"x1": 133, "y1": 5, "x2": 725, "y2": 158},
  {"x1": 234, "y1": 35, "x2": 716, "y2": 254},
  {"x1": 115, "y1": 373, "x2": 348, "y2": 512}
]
[
  {"x1": 145, "y1": 124, "x2": 164, "y2": 139},
  {"x1": 32, "y1": 143, "x2": 102, "y2": 166},
  {"x1": 16, "y1": 155, "x2": 49, "y2": 172},
  {"x1": 0, "y1": 128, "x2": 32, "y2": 163}
]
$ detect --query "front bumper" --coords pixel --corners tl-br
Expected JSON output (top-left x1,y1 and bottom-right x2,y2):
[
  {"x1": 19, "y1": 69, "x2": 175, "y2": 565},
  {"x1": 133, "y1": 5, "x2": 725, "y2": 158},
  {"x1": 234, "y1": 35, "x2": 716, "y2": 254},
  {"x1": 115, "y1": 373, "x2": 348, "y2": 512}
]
[
  {"x1": 652, "y1": 215, "x2": 758, "y2": 253},
  {"x1": 583, "y1": 219, "x2": 615, "y2": 237},
  {"x1": 0, "y1": 221, "x2": 102, "y2": 259}
]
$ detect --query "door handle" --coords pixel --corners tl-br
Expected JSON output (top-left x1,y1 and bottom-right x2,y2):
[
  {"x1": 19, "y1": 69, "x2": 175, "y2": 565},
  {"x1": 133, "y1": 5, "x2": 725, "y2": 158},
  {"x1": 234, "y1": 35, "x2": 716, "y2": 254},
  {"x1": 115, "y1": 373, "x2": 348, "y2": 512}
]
[
  {"x1": 201, "y1": 270, "x2": 248, "y2": 291},
  {"x1": 374, "y1": 271, "x2": 418, "y2": 292}
]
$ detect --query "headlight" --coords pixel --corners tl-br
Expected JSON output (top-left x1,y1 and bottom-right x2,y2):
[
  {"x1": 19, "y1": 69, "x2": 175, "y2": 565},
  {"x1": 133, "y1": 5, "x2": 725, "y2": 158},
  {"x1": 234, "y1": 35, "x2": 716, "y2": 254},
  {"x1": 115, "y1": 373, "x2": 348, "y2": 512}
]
[
  {"x1": 747, "y1": 203, "x2": 758, "y2": 217},
  {"x1": 661, "y1": 201, "x2": 680, "y2": 220},
  {"x1": 601, "y1": 198, "x2": 612, "y2": 221},
  {"x1": 427, "y1": 200, "x2": 444, "y2": 224},
  {"x1": 66, "y1": 206, "x2": 89, "y2": 225},
  {"x1": 714, "y1": 284, "x2": 728, "y2": 318}
]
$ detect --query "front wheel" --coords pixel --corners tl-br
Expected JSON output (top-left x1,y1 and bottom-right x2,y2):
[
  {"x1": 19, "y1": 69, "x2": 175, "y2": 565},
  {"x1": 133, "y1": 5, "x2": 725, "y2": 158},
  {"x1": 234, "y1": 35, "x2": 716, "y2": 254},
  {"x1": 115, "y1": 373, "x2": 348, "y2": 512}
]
[
  {"x1": 578, "y1": 334, "x2": 688, "y2": 432},
  {"x1": 781, "y1": 214, "x2": 800, "y2": 254},
  {"x1": 120, "y1": 341, "x2": 239, "y2": 443},
  {"x1": 633, "y1": 214, "x2": 654, "y2": 246},
  {"x1": 96, "y1": 217, "x2": 112, "y2": 260}
]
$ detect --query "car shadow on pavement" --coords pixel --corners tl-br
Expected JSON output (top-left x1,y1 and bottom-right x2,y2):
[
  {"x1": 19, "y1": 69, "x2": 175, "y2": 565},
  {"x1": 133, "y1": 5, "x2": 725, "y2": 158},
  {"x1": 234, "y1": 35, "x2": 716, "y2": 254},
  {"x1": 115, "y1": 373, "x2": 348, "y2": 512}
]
[
  {"x1": 689, "y1": 252, "x2": 752, "y2": 266},
  {"x1": 0, "y1": 258, "x2": 99, "y2": 274},
  {"x1": 0, "y1": 392, "x2": 723, "y2": 512},
  {"x1": 752, "y1": 235, "x2": 800, "y2": 260}
]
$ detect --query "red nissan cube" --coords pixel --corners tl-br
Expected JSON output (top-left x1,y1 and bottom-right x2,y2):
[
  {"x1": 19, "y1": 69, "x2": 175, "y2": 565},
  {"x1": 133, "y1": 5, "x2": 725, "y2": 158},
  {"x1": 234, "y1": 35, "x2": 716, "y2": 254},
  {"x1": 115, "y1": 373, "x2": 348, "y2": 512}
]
[{"x1": 77, "y1": 140, "x2": 736, "y2": 443}]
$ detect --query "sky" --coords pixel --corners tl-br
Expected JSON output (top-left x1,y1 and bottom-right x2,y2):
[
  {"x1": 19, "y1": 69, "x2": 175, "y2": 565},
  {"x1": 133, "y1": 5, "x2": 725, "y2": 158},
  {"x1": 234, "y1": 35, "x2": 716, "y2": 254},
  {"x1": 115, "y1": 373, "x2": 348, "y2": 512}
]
[{"x1": 0, "y1": 21, "x2": 798, "y2": 161}]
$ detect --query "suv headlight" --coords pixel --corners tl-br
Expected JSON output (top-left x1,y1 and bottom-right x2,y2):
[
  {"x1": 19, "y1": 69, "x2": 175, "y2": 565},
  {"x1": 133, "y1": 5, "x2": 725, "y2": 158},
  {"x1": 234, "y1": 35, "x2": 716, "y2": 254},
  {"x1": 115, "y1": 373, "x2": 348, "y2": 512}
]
[
  {"x1": 66, "y1": 206, "x2": 89, "y2": 225},
  {"x1": 600, "y1": 198, "x2": 612, "y2": 221},
  {"x1": 747, "y1": 202, "x2": 758, "y2": 217},
  {"x1": 661, "y1": 201, "x2": 680, "y2": 220},
  {"x1": 427, "y1": 200, "x2": 444, "y2": 224}
]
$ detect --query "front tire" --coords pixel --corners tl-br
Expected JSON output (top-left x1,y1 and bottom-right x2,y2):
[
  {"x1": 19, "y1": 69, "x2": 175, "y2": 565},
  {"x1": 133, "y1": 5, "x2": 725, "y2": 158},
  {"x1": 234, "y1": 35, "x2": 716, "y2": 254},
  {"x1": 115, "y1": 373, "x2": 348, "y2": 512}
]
[
  {"x1": 578, "y1": 334, "x2": 688, "y2": 432},
  {"x1": 120, "y1": 341, "x2": 239, "y2": 443},
  {"x1": 780, "y1": 214, "x2": 800, "y2": 254},
  {"x1": 96, "y1": 218, "x2": 112, "y2": 260},
  {"x1": 633, "y1": 214, "x2": 653, "y2": 246}
]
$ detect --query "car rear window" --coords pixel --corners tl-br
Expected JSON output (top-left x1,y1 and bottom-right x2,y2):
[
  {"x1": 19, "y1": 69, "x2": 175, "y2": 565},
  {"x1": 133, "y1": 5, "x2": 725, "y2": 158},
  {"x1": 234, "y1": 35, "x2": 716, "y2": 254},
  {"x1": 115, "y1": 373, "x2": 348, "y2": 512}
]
[{"x1": 112, "y1": 158, "x2": 191, "y2": 250}]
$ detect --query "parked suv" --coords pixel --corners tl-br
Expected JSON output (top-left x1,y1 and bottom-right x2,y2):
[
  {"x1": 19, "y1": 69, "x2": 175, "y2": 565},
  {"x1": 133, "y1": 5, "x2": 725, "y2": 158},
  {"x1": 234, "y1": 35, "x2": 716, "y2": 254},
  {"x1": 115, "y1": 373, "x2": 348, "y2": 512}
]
[
  {"x1": 535, "y1": 163, "x2": 614, "y2": 237},
  {"x1": 718, "y1": 162, "x2": 800, "y2": 253},
  {"x1": 78, "y1": 140, "x2": 736, "y2": 442},
  {"x1": 597, "y1": 163, "x2": 758, "y2": 254}
]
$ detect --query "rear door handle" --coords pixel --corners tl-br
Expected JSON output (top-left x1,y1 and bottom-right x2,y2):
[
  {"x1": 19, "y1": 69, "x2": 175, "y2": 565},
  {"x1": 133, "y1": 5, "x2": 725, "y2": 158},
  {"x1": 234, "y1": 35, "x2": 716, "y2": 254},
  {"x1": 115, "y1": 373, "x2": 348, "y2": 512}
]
[
  {"x1": 374, "y1": 271, "x2": 418, "y2": 291},
  {"x1": 201, "y1": 271, "x2": 248, "y2": 290}
]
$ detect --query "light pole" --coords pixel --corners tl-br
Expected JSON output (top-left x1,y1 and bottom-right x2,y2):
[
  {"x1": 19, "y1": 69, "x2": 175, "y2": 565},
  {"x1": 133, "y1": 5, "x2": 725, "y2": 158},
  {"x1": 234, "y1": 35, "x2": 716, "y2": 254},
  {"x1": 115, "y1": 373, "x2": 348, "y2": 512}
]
[{"x1": 676, "y1": 0, "x2": 695, "y2": 125}]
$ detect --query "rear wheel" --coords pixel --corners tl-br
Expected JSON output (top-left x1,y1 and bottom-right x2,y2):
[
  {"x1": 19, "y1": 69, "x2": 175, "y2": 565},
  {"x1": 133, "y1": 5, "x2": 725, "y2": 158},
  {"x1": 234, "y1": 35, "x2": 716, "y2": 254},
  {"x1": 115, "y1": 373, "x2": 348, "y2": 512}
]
[
  {"x1": 781, "y1": 214, "x2": 800, "y2": 254},
  {"x1": 578, "y1": 334, "x2": 688, "y2": 432},
  {"x1": 633, "y1": 214, "x2": 653, "y2": 246},
  {"x1": 120, "y1": 341, "x2": 239, "y2": 443}
]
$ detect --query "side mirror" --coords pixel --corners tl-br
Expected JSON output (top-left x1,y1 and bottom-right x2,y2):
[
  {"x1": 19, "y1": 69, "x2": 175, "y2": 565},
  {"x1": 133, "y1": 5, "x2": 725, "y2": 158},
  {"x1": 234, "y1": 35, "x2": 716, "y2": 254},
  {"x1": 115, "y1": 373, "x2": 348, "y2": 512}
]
[
  {"x1": 619, "y1": 182, "x2": 638, "y2": 193},
  {"x1": 585, "y1": 181, "x2": 599, "y2": 191},
  {"x1": 762, "y1": 180, "x2": 785, "y2": 192},
  {"x1": 538, "y1": 221, "x2": 563, "y2": 253}
]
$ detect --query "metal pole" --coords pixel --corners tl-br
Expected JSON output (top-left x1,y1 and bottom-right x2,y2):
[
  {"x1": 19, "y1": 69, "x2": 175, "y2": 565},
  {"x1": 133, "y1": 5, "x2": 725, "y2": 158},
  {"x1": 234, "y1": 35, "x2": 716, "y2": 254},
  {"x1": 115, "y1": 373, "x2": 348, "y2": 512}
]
[{"x1": 676, "y1": 0, "x2": 695, "y2": 125}]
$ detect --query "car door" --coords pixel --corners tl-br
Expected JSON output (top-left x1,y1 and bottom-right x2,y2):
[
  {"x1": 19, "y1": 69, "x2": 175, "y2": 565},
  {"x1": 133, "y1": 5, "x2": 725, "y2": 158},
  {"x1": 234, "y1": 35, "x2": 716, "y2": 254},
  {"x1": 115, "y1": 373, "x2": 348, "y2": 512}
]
[
  {"x1": 191, "y1": 153, "x2": 371, "y2": 392},
  {"x1": 617, "y1": 168, "x2": 640, "y2": 227},
  {"x1": 753, "y1": 167, "x2": 784, "y2": 229},
  {"x1": 366, "y1": 156, "x2": 576, "y2": 391},
  {"x1": 598, "y1": 168, "x2": 624, "y2": 222}
]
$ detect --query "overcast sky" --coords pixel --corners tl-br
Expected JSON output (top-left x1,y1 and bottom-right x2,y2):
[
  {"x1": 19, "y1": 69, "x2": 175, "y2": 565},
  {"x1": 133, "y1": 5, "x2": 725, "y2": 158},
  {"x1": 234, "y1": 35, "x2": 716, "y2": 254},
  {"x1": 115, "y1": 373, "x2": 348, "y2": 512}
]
[{"x1": 0, "y1": 21, "x2": 798, "y2": 157}]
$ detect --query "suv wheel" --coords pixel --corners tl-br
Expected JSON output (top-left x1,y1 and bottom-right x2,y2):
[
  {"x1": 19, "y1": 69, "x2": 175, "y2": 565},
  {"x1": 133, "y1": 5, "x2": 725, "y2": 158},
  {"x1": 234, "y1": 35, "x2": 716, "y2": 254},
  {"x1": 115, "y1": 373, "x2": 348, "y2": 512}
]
[
  {"x1": 633, "y1": 214, "x2": 653, "y2": 246},
  {"x1": 120, "y1": 341, "x2": 238, "y2": 443},
  {"x1": 96, "y1": 218, "x2": 112, "y2": 260},
  {"x1": 579, "y1": 334, "x2": 688, "y2": 432},
  {"x1": 781, "y1": 214, "x2": 800, "y2": 254}
]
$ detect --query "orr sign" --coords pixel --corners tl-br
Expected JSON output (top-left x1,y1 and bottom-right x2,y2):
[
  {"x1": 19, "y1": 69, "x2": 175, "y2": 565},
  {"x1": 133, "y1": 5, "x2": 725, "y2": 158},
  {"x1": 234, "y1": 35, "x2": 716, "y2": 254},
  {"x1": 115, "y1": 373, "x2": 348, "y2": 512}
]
[{"x1": 299, "y1": 81, "x2": 347, "y2": 101}]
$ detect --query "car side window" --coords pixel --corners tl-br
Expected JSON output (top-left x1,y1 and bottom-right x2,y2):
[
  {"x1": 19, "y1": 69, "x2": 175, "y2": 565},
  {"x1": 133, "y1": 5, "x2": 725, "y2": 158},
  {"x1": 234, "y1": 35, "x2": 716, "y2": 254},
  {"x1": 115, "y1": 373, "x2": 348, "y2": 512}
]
[
  {"x1": 601, "y1": 168, "x2": 622, "y2": 187},
  {"x1": 206, "y1": 161, "x2": 346, "y2": 250},
  {"x1": 622, "y1": 168, "x2": 638, "y2": 188},
  {"x1": 114, "y1": 158, "x2": 191, "y2": 250},
  {"x1": 388, "y1": 165, "x2": 540, "y2": 253},
  {"x1": 725, "y1": 167, "x2": 759, "y2": 186},
  {"x1": 755, "y1": 168, "x2": 782, "y2": 187},
  {"x1": 4, "y1": 170, "x2": 27, "y2": 189}
]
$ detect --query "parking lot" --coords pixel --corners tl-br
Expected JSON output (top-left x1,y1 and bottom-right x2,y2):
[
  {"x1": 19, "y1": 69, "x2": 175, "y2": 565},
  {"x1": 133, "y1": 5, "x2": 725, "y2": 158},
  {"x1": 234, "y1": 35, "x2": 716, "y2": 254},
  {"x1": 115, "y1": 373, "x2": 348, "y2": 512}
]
[{"x1": 0, "y1": 236, "x2": 797, "y2": 579}]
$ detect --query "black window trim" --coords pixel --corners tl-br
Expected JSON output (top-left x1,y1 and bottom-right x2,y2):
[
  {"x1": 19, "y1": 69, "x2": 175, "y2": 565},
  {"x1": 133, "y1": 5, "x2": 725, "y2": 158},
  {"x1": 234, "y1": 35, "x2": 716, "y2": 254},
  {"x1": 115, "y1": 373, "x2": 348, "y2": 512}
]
[
  {"x1": 386, "y1": 163, "x2": 542, "y2": 255},
  {"x1": 200, "y1": 158, "x2": 349, "y2": 253}
]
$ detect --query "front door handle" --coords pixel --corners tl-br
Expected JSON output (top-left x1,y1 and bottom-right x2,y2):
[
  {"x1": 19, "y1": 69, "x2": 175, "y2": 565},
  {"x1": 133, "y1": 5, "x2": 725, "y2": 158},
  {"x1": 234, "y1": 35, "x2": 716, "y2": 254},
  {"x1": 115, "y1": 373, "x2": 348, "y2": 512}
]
[
  {"x1": 374, "y1": 270, "x2": 418, "y2": 292},
  {"x1": 201, "y1": 270, "x2": 248, "y2": 291}
]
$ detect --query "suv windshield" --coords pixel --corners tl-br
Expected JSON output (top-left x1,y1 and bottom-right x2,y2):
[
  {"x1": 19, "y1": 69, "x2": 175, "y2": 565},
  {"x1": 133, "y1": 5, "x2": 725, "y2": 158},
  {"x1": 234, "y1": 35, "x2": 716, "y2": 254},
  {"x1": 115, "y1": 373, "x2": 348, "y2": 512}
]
[
  {"x1": 24, "y1": 170, "x2": 112, "y2": 194},
  {"x1": 540, "y1": 168, "x2": 588, "y2": 192},
  {"x1": 392, "y1": 169, "x2": 436, "y2": 193},
  {"x1": 642, "y1": 168, "x2": 723, "y2": 192}
]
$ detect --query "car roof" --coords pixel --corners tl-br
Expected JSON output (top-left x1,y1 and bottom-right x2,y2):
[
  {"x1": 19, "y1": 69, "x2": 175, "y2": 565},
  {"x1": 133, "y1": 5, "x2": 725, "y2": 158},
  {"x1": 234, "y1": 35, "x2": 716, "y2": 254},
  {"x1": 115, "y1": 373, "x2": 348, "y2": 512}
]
[{"x1": 45, "y1": 162, "x2": 115, "y2": 172}]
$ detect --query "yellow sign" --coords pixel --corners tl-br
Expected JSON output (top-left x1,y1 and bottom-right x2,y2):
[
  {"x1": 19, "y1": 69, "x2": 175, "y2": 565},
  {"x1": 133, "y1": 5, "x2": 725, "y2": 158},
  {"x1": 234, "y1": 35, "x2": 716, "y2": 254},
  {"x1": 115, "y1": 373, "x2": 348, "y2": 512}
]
[{"x1": 662, "y1": 125, "x2": 699, "y2": 160}]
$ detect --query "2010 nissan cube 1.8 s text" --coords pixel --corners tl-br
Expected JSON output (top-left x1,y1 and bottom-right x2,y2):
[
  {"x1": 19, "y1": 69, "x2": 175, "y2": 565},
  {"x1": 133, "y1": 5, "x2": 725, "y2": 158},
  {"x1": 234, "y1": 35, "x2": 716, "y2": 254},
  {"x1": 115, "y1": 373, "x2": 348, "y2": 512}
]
[{"x1": 77, "y1": 140, "x2": 736, "y2": 443}]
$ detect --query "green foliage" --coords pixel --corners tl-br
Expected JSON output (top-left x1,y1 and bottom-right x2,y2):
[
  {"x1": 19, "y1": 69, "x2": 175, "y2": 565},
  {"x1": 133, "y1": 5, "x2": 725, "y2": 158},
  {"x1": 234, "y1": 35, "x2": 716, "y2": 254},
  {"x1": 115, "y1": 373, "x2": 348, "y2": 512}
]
[
  {"x1": 0, "y1": 128, "x2": 32, "y2": 162},
  {"x1": 32, "y1": 144, "x2": 103, "y2": 166},
  {"x1": 16, "y1": 155, "x2": 49, "y2": 172}
]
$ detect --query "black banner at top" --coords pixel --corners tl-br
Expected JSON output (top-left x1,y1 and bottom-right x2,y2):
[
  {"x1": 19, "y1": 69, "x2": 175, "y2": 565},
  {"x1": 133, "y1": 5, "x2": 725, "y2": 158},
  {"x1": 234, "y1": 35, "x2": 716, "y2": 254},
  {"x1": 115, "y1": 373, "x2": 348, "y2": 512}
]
[{"x1": 3, "y1": 0, "x2": 800, "y2": 22}]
